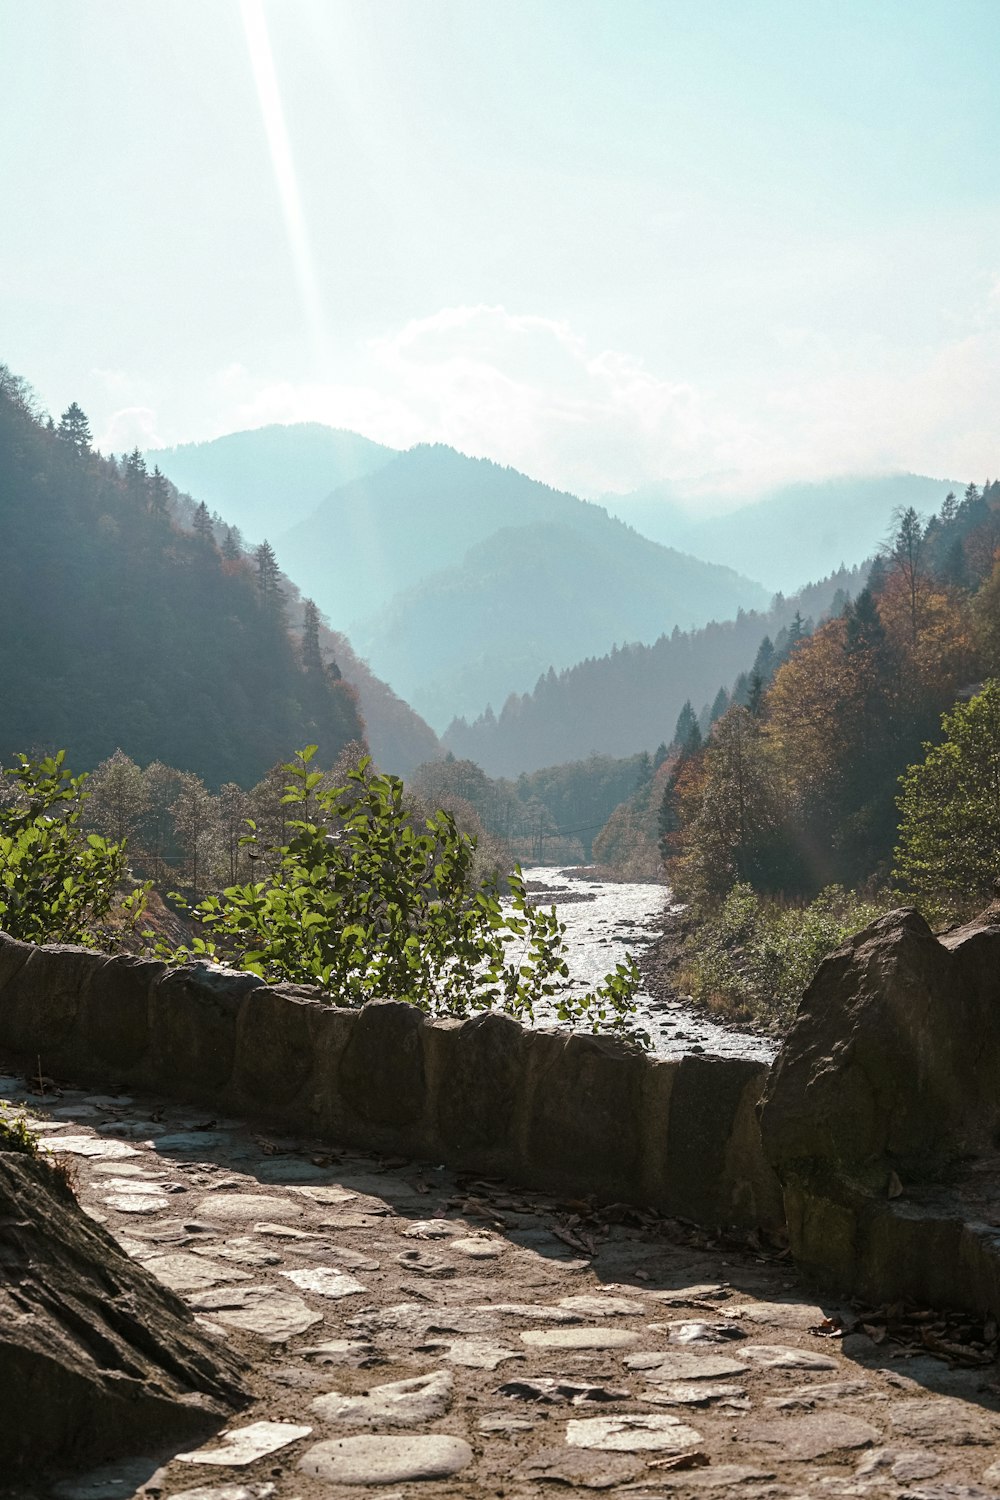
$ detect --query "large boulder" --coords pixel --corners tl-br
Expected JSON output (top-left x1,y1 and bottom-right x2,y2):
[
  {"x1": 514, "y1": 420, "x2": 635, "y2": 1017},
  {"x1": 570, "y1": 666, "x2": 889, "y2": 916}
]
[
  {"x1": 759, "y1": 905, "x2": 1000, "y2": 1315},
  {"x1": 0, "y1": 1140, "x2": 247, "y2": 1479}
]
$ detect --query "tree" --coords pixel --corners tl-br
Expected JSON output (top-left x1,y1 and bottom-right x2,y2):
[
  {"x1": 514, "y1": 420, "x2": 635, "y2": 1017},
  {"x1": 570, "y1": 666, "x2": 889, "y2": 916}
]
[
  {"x1": 254, "y1": 540, "x2": 284, "y2": 614},
  {"x1": 672, "y1": 701, "x2": 702, "y2": 754},
  {"x1": 192, "y1": 500, "x2": 215, "y2": 548},
  {"x1": 56, "y1": 402, "x2": 92, "y2": 454},
  {"x1": 886, "y1": 505, "x2": 927, "y2": 649},
  {"x1": 895, "y1": 681, "x2": 1000, "y2": 917},
  {"x1": 84, "y1": 749, "x2": 149, "y2": 846},
  {"x1": 170, "y1": 773, "x2": 219, "y2": 900}
]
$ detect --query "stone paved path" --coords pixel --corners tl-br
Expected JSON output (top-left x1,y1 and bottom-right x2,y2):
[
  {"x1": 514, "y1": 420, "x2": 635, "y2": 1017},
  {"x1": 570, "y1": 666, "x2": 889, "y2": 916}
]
[{"x1": 3, "y1": 1065, "x2": 1000, "y2": 1500}]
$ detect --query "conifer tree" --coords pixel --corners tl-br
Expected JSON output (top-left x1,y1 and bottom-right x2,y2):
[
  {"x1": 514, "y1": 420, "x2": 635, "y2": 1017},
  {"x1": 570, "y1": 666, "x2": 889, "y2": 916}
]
[{"x1": 56, "y1": 402, "x2": 92, "y2": 454}]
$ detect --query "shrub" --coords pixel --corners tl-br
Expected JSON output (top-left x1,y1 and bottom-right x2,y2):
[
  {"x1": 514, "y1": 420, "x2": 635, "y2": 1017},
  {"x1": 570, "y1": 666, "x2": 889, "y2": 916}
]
[
  {"x1": 169, "y1": 749, "x2": 640, "y2": 1035},
  {"x1": 679, "y1": 882, "x2": 891, "y2": 1029},
  {"x1": 0, "y1": 751, "x2": 147, "y2": 945}
]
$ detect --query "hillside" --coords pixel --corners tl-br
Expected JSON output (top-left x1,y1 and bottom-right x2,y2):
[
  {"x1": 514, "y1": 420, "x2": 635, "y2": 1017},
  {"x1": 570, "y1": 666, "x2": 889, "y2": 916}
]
[
  {"x1": 149, "y1": 423, "x2": 395, "y2": 542},
  {"x1": 444, "y1": 567, "x2": 865, "y2": 775},
  {"x1": 603, "y1": 473, "x2": 959, "y2": 594},
  {"x1": 276, "y1": 443, "x2": 769, "y2": 727},
  {"x1": 0, "y1": 368, "x2": 364, "y2": 786}
]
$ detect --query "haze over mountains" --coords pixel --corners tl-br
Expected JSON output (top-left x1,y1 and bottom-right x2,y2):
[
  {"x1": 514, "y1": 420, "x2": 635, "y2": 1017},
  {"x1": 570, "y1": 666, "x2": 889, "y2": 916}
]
[
  {"x1": 602, "y1": 473, "x2": 958, "y2": 594},
  {"x1": 148, "y1": 421, "x2": 963, "y2": 741}
]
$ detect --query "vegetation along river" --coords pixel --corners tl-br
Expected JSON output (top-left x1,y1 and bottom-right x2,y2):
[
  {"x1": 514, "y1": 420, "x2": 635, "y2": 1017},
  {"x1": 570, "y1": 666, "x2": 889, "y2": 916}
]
[{"x1": 520, "y1": 866, "x2": 776, "y2": 1062}]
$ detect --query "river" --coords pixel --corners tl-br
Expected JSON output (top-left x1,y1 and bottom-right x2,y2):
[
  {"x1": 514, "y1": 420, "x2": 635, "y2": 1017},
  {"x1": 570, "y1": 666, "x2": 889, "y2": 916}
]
[{"x1": 520, "y1": 865, "x2": 776, "y2": 1063}]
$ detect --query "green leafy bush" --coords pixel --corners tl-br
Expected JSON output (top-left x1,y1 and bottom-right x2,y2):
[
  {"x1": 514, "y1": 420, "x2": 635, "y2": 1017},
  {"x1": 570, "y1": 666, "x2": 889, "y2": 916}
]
[
  {"x1": 0, "y1": 752, "x2": 147, "y2": 945},
  {"x1": 0, "y1": 1102, "x2": 39, "y2": 1156},
  {"x1": 679, "y1": 882, "x2": 891, "y2": 1029},
  {"x1": 169, "y1": 749, "x2": 640, "y2": 1034}
]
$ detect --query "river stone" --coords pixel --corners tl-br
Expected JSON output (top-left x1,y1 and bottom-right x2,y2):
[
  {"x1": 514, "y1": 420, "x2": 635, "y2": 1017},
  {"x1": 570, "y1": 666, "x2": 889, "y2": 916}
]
[
  {"x1": 566, "y1": 1413, "x2": 704, "y2": 1453},
  {"x1": 743, "y1": 1412, "x2": 880, "y2": 1459},
  {"x1": 500, "y1": 1377, "x2": 632, "y2": 1404},
  {"x1": 627, "y1": 1350, "x2": 750, "y2": 1381},
  {"x1": 419, "y1": 1337, "x2": 525, "y2": 1369},
  {"x1": 396, "y1": 1247, "x2": 456, "y2": 1277},
  {"x1": 287, "y1": 1184, "x2": 358, "y2": 1204},
  {"x1": 402, "y1": 1218, "x2": 458, "y2": 1238},
  {"x1": 559, "y1": 1294, "x2": 645, "y2": 1317},
  {"x1": 857, "y1": 1447, "x2": 945, "y2": 1482},
  {"x1": 301, "y1": 1339, "x2": 377, "y2": 1366},
  {"x1": 311, "y1": 1369, "x2": 452, "y2": 1427},
  {"x1": 451, "y1": 1236, "x2": 502, "y2": 1259},
  {"x1": 299, "y1": 1433, "x2": 473, "y2": 1484},
  {"x1": 103, "y1": 1192, "x2": 170, "y2": 1215},
  {"x1": 889, "y1": 1399, "x2": 998, "y2": 1445},
  {"x1": 195, "y1": 1193, "x2": 305, "y2": 1222},
  {"x1": 282, "y1": 1240, "x2": 379, "y2": 1270},
  {"x1": 642, "y1": 1382, "x2": 748, "y2": 1407},
  {"x1": 491, "y1": 1302, "x2": 583, "y2": 1322},
  {"x1": 519, "y1": 1447, "x2": 645, "y2": 1488},
  {"x1": 280, "y1": 1266, "x2": 366, "y2": 1299},
  {"x1": 521, "y1": 1325, "x2": 640, "y2": 1350},
  {"x1": 768, "y1": 1378, "x2": 870, "y2": 1409},
  {"x1": 168, "y1": 1488, "x2": 276, "y2": 1500},
  {"x1": 177, "y1": 1421, "x2": 312, "y2": 1466},
  {"x1": 188, "y1": 1285, "x2": 322, "y2": 1341},
  {"x1": 655, "y1": 1319, "x2": 746, "y2": 1343},
  {"x1": 193, "y1": 1238, "x2": 282, "y2": 1268},
  {"x1": 725, "y1": 1300, "x2": 831, "y2": 1328},
  {"x1": 743, "y1": 1343, "x2": 840, "y2": 1370},
  {"x1": 42, "y1": 1135, "x2": 140, "y2": 1159},
  {"x1": 144, "y1": 1254, "x2": 253, "y2": 1293}
]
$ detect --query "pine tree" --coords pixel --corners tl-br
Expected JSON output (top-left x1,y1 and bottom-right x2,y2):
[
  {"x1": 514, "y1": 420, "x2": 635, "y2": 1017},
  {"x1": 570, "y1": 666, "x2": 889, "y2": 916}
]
[
  {"x1": 192, "y1": 500, "x2": 215, "y2": 547},
  {"x1": 149, "y1": 465, "x2": 170, "y2": 518},
  {"x1": 254, "y1": 540, "x2": 284, "y2": 614},
  {"x1": 56, "y1": 402, "x2": 92, "y2": 454}
]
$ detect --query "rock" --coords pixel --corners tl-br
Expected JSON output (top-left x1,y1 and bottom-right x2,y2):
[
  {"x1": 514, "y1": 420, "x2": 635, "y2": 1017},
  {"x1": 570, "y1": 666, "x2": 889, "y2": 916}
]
[
  {"x1": 195, "y1": 1192, "x2": 305, "y2": 1221},
  {"x1": 50, "y1": 1457, "x2": 165, "y2": 1499},
  {"x1": 558, "y1": 1294, "x2": 646, "y2": 1316},
  {"x1": 655, "y1": 1319, "x2": 747, "y2": 1343},
  {"x1": 310, "y1": 1369, "x2": 453, "y2": 1427},
  {"x1": 102, "y1": 1191, "x2": 170, "y2": 1214},
  {"x1": 418, "y1": 1336, "x2": 525, "y2": 1369},
  {"x1": 166, "y1": 1488, "x2": 276, "y2": 1500},
  {"x1": 176, "y1": 1421, "x2": 312, "y2": 1466},
  {"x1": 626, "y1": 1350, "x2": 750, "y2": 1381},
  {"x1": 760, "y1": 906, "x2": 1000, "y2": 1315},
  {"x1": 451, "y1": 1236, "x2": 501, "y2": 1259},
  {"x1": 402, "y1": 1218, "x2": 457, "y2": 1238},
  {"x1": 279, "y1": 1266, "x2": 366, "y2": 1298},
  {"x1": 742, "y1": 1344, "x2": 840, "y2": 1371},
  {"x1": 642, "y1": 1382, "x2": 748, "y2": 1409},
  {"x1": 767, "y1": 1378, "x2": 871, "y2": 1409},
  {"x1": 337, "y1": 1001, "x2": 427, "y2": 1128},
  {"x1": 188, "y1": 1285, "x2": 322, "y2": 1341},
  {"x1": 519, "y1": 1446, "x2": 645, "y2": 1487},
  {"x1": 857, "y1": 1447, "x2": 945, "y2": 1482},
  {"x1": 491, "y1": 1302, "x2": 583, "y2": 1322},
  {"x1": 286, "y1": 1183, "x2": 357, "y2": 1204},
  {"x1": 144, "y1": 1253, "x2": 253, "y2": 1293},
  {"x1": 896, "y1": 1489, "x2": 1000, "y2": 1500},
  {"x1": 301, "y1": 1338, "x2": 376, "y2": 1365},
  {"x1": 298, "y1": 1433, "x2": 472, "y2": 1484},
  {"x1": 520, "y1": 1325, "x2": 640, "y2": 1349},
  {"x1": 888, "y1": 1398, "x2": 999, "y2": 1445},
  {"x1": 42, "y1": 1135, "x2": 140, "y2": 1159},
  {"x1": 740, "y1": 1412, "x2": 881, "y2": 1460},
  {"x1": 478, "y1": 1413, "x2": 536, "y2": 1434},
  {"x1": 499, "y1": 1377, "x2": 631, "y2": 1404},
  {"x1": 0, "y1": 1148, "x2": 246, "y2": 1477},
  {"x1": 566, "y1": 1413, "x2": 704, "y2": 1453},
  {"x1": 396, "y1": 1246, "x2": 455, "y2": 1277}
]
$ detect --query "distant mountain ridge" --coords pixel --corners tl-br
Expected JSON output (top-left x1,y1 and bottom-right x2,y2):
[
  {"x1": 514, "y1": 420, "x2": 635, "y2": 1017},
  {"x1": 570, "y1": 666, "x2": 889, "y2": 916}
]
[
  {"x1": 602, "y1": 472, "x2": 961, "y2": 593},
  {"x1": 148, "y1": 423, "x2": 396, "y2": 541},
  {"x1": 274, "y1": 443, "x2": 769, "y2": 728}
]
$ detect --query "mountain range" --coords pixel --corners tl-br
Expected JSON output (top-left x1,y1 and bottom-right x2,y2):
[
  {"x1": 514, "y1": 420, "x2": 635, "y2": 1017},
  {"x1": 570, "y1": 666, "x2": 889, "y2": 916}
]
[{"x1": 602, "y1": 472, "x2": 959, "y2": 594}]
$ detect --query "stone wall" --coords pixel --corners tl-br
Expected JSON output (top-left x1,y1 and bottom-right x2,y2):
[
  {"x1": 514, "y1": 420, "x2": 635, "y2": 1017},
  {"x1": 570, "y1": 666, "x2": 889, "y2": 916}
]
[{"x1": 0, "y1": 933, "x2": 783, "y2": 1232}]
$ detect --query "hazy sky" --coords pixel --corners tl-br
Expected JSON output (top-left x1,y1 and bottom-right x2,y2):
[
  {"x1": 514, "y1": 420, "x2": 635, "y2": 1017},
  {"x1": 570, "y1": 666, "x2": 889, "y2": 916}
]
[{"x1": 3, "y1": 0, "x2": 999, "y2": 497}]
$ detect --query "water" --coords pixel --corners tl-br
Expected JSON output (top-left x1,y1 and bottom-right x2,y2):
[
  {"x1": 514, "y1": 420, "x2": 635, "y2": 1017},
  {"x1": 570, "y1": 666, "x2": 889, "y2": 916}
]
[{"x1": 519, "y1": 865, "x2": 776, "y2": 1063}]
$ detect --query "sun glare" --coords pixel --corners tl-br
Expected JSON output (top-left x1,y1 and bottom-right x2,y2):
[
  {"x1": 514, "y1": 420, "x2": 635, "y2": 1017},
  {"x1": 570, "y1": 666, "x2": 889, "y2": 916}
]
[{"x1": 240, "y1": 0, "x2": 327, "y2": 367}]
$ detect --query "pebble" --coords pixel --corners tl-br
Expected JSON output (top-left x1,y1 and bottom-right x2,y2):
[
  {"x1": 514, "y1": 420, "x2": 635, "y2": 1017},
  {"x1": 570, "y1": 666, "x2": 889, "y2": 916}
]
[
  {"x1": 298, "y1": 1433, "x2": 473, "y2": 1484},
  {"x1": 310, "y1": 1369, "x2": 453, "y2": 1427}
]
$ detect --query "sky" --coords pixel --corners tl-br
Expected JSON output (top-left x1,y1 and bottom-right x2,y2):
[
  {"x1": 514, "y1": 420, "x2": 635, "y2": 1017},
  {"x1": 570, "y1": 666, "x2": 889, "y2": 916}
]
[{"x1": 2, "y1": 0, "x2": 1000, "y2": 501}]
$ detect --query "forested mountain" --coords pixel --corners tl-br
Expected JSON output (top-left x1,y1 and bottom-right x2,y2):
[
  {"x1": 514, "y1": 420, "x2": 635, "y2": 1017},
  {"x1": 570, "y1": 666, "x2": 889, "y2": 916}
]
[
  {"x1": 276, "y1": 443, "x2": 769, "y2": 727},
  {"x1": 0, "y1": 368, "x2": 364, "y2": 786},
  {"x1": 603, "y1": 473, "x2": 957, "y2": 594},
  {"x1": 444, "y1": 567, "x2": 866, "y2": 775},
  {"x1": 663, "y1": 480, "x2": 1000, "y2": 905},
  {"x1": 318, "y1": 627, "x2": 441, "y2": 778},
  {"x1": 150, "y1": 423, "x2": 395, "y2": 541}
]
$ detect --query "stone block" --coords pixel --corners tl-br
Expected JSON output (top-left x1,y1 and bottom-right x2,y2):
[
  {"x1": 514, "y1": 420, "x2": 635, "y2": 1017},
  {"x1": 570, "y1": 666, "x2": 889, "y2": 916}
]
[
  {"x1": 78, "y1": 954, "x2": 164, "y2": 1074},
  {"x1": 337, "y1": 999, "x2": 427, "y2": 1128},
  {"x1": 147, "y1": 963, "x2": 262, "y2": 1099},
  {"x1": 231, "y1": 984, "x2": 326, "y2": 1111},
  {"x1": 663, "y1": 1054, "x2": 766, "y2": 1224},
  {"x1": 523, "y1": 1029, "x2": 644, "y2": 1196},
  {"x1": 0, "y1": 942, "x2": 105, "y2": 1062},
  {"x1": 434, "y1": 1011, "x2": 528, "y2": 1159}
]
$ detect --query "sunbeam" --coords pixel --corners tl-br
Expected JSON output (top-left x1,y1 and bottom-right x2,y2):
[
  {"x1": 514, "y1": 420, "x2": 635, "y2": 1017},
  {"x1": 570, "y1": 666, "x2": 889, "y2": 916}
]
[{"x1": 240, "y1": 0, "x2": 328, "y2": 369}]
